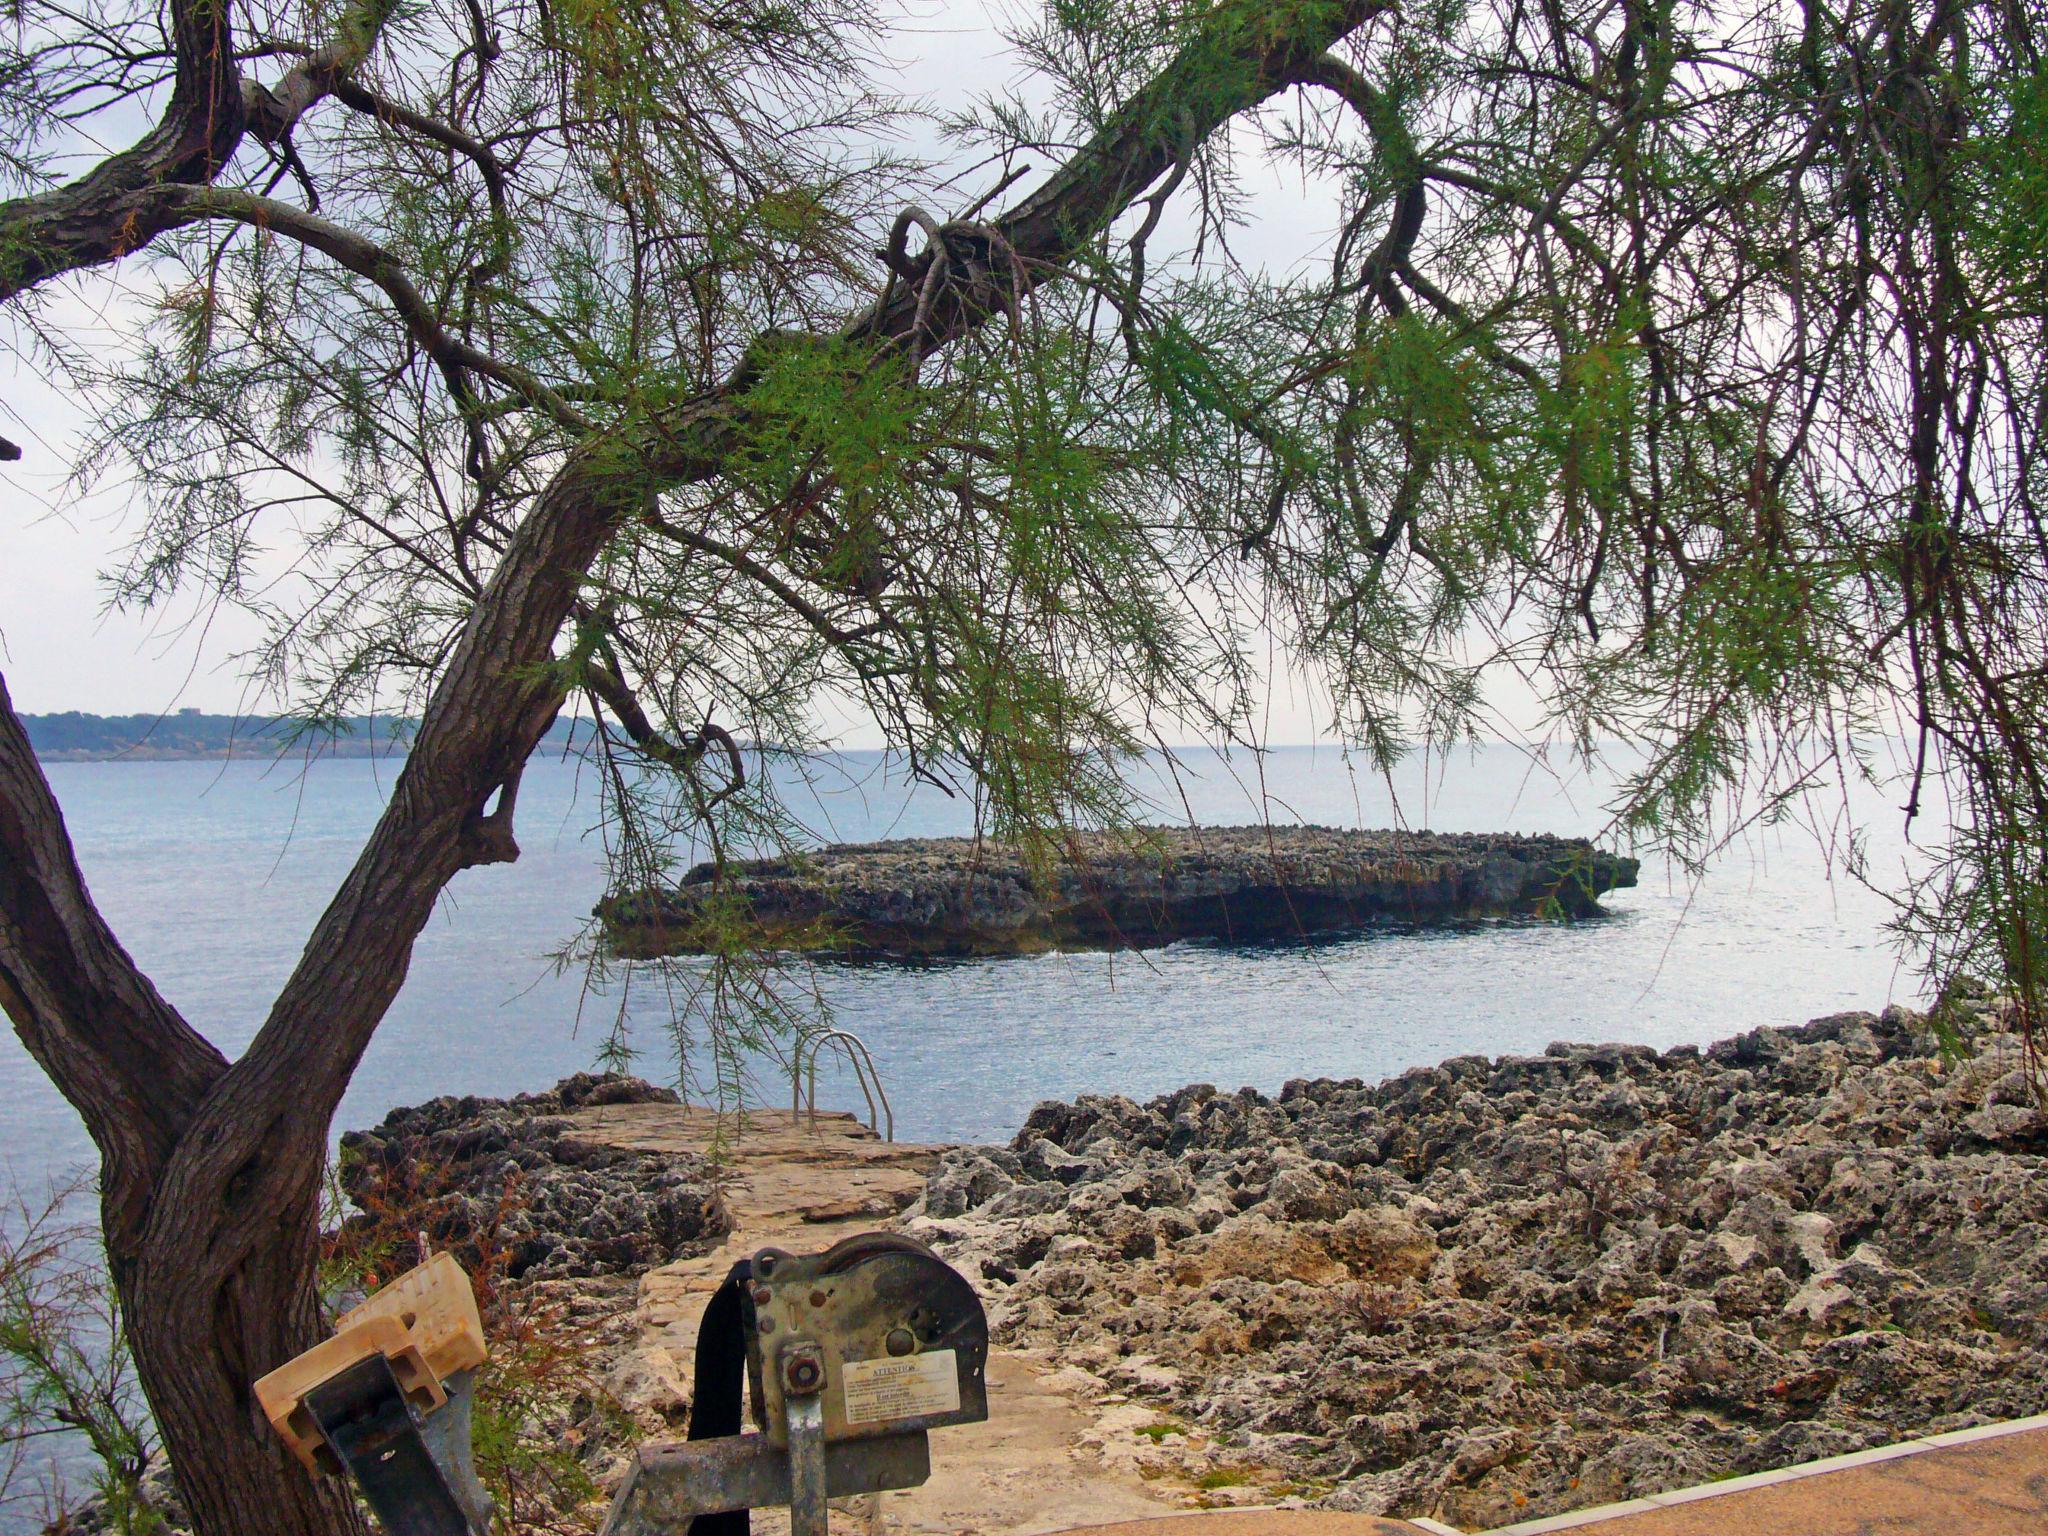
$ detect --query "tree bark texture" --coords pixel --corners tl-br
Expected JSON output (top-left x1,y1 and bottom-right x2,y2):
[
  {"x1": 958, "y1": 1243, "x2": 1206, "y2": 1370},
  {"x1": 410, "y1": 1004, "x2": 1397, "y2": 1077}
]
[{"x1": 0, "y1": 680, "x2": 369, "y2": 1536}]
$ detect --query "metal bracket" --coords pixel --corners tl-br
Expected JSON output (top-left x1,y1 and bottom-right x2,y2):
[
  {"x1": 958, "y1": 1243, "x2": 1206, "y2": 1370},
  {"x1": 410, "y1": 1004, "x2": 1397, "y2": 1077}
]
[
  {"x1": 599, "y1": 1430, "x2": 931, "y2": 1534},
  {"x1": 602, "y1": 1233, "x2": 989, "y2": 1536},
  {"x1": 303, "y1": 1356, "x2": 492, "y2": 1536}
]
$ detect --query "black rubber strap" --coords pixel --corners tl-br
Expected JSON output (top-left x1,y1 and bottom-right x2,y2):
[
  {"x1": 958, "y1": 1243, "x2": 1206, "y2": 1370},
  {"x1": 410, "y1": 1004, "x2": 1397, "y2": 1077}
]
[{"x1": 686, "y1": 1259, "x2": 754, "y2": 1536}]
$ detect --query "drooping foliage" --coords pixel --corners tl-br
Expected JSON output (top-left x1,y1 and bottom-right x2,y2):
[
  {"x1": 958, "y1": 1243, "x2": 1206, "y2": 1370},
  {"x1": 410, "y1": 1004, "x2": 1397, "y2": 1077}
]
[
  {"x1": 5, "y1": 0, "x2": 2044, "y2": 1056},
  {"x1": 1, "y1": 2, "x2": 2044, "y2": 1530}
]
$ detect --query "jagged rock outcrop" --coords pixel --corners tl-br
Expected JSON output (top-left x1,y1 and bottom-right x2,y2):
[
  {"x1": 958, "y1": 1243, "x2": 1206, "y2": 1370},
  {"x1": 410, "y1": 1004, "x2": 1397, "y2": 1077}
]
[
  {"x1": 337, "y1": 1073, "x2": 730, "y2": 1281},
  {"x1": 900, "y1": 988, "x2": 2048, "y2": 1529},
  {"x1": 600, "y1": 826, "x2": 1640, "y2": 958}
]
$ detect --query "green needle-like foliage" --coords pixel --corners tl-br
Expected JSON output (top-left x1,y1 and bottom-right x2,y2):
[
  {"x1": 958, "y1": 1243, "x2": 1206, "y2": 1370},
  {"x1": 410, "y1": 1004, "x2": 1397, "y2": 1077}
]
[{"x1": 6, "y1": 0, "x2": 2045, "y2": 1081}]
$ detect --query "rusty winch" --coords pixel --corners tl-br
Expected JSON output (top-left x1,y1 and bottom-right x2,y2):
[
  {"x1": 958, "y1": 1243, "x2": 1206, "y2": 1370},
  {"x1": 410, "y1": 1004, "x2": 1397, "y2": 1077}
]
[{"x1": 256, "y1": 1232, "x2": 988, "y2": 1536}]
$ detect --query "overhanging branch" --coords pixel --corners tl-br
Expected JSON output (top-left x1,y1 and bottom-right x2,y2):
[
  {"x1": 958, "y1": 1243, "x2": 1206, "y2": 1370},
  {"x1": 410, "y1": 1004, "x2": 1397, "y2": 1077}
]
[
  {"x1": 161, "y1": 186, "x2": 589, "y2": 440},
  {"x1": 0, "y1": 0, "x2": 398, "y2": 303},
  {"x1": 128, "y1": 0, "x2": 1399, "y2": 1265}
]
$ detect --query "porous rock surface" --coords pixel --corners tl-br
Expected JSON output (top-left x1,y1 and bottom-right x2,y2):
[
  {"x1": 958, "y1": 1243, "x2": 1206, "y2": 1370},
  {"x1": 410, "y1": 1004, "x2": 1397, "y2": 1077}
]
[
  {"x1": 338, "y1": 1073, "x2": 730, "y2": 1281},
  {"x1": 601, "y1": 825, "x2": 1640, "y2": 958},
  {"x1": 900, "y1": 991, "x2": 2048, "y2": 1529}
]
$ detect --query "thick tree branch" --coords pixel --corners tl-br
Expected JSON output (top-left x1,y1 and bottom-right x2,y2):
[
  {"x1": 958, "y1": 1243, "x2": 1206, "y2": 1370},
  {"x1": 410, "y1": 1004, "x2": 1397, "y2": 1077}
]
[
  {"x1": 1303, "y1": 53, "x2": 1426, "y2": 310},
  {"x1": 96, "y1": 0, "x2": 1395, "y2": 1298},
  {"x1": 847, "y1": 0, "x2": 1393, "y2": 349},
  {"x1": 0, "y1": 0, "x2": 397, "y2": 302},
  {"x1": 159, "y1": 186, "x2": 588, "y2": 436},
  {"x1": 584, "y1": 661, "x2": 746, "y2": 797},
  {"x1": 0, "y1": 675, "x2": 229, "y2": 1245},
  {"x1": 241, "y1": 0, "x2": 402, "y2": 146}
]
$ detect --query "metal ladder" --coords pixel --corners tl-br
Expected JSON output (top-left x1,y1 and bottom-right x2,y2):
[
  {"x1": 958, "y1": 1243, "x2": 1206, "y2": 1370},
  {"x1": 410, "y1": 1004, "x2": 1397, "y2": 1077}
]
[{"x1": 790, "y1": 1028, "x2": 894, "y2": 1142}]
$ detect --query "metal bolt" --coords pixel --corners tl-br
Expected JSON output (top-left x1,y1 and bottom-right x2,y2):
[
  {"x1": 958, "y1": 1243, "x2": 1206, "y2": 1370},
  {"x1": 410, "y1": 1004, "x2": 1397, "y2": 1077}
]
[
  {"x1": 809, "y1": 1290, "x2": 829, "y2": 1309},
  {"x1": 782, "y1": 1344, "x2": 826, "y2": 1396},
  {"x1": 885, "y1": 1327, "x2": 916, "y2": 1357}
]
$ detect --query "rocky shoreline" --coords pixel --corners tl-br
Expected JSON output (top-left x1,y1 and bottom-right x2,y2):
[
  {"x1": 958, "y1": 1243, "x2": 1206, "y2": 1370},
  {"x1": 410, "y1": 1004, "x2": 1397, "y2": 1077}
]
[
  {"x1": 900, "y1": 987, "x2": 2048, "y2": 1528},
  {"x1": 599, "y1": 826, "x2": 1640, "y2": 958},
  {"x1": 335, "y1": 1071, "x2": 730, "y2": 1282},
  {"x1": 92, "y1": 996, "x2": 2042, "y2": 1535}
]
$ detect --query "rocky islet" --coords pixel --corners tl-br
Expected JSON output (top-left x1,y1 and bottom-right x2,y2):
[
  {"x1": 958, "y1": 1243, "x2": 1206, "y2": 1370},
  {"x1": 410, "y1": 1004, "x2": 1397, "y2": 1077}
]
[{"x1": 599, "y1": 825, "x2": 1641, "y2": 958}]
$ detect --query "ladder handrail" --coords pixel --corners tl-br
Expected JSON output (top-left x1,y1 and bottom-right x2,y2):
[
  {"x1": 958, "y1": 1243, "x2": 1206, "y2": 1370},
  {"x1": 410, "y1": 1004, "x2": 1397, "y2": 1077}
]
[
  {"x1": 817, "y1": 1033, "x2": 880, "y2": 1140},
  {"x1": 790, "y1": 1028, "x2": 894, "y2": 1141},
  {"x1": 794, "y1": 1030, "x2": 886, "y2": 1141},
  {"x1": 828, "y1": 1031, "x2": 887, "y2": 1142}
]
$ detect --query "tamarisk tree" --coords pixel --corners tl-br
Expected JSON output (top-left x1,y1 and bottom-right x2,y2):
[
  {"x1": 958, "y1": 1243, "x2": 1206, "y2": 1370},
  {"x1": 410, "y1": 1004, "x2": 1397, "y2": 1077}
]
[{"x1": 1, "y1": 0, "x2": 2043, "y2": 1529}]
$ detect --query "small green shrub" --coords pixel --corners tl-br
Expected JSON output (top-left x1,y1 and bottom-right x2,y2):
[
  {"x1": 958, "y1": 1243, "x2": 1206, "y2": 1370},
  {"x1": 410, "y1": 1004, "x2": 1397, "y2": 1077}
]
[{"x1": 0, "y1": 1180, "x2": 160, "y2": 1533}]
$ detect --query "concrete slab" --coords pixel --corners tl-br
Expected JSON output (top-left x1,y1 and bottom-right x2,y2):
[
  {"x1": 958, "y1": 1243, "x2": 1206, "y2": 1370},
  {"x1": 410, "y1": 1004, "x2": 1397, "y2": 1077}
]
[
  {"x1": 568, "y1": 1106, "x2": 2048, "y2": 1536},
  {"x1": 569, "y1": 1104, "x2": 1190, "y2": 1534},
  {"x1": 1481, "y1": 1416, "x2": 2048, "y2": 1535},
  {"x1": 1031, "y1": 1515, "x2": 1433, "y2": 1536}
]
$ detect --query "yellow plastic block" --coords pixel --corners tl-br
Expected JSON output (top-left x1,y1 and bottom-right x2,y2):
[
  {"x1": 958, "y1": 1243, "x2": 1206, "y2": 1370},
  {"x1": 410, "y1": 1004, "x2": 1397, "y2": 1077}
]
[
  {"x1": 338, "y1": 1251, "x2": 488, "y2": 1383},
  {"x1": 253, "y1": 1314, "x2": 443, "y2": 1475},
  {"x1": 254, "y1": 1254, "x2": 487, "y2": 1477}
]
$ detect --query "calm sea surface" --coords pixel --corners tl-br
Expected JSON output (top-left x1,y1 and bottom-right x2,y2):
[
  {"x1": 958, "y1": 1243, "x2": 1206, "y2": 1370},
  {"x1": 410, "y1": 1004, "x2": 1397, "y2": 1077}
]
[{"x1": 4, "y1": 743, "x2": 1927, "y2": 1198}]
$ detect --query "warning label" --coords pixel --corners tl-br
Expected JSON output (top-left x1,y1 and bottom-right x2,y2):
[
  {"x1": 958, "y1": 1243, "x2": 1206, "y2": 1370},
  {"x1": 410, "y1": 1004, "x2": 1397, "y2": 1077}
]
[{"x1": 840, "y1": 1349, "x2": 960, "y2": 1426}]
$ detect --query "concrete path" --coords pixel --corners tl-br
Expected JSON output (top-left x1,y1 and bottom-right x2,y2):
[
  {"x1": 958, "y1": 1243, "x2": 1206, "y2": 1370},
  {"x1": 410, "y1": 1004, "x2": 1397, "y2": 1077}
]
[
  {"x1": 565, "y1": 1103, "x2": 1184, "y2": 1535},
  {"x1": 1046, "y1": 1517, "x2": 1429, "y2": 1535},
  {"x1": 927, "y1": 1407, "x2": 2048, "y2": 1536},
  {"x1": 1473, "y1": 1413, "x2": 2048, "y2": 1535}
]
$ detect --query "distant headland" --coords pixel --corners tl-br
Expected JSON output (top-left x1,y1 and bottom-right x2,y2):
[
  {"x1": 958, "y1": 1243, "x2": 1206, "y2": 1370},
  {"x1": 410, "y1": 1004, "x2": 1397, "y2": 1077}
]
[{"x1": 23, "y1": 709, "x2": 588, "y2": 762}]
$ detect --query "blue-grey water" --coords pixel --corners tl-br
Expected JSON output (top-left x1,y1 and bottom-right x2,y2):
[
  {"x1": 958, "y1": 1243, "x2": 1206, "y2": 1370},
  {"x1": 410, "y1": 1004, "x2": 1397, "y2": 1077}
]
[{"x1": 4, "y1": 743, "x2": 1926, "y2": 1196}]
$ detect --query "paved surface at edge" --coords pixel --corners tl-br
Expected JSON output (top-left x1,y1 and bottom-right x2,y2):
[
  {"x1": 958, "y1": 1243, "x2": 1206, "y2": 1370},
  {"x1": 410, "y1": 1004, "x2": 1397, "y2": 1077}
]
[
  {"x1": 567, "y1": 1105, "x2": 2046, "y2": 1536},
  {"x1": 567, "y1": 1103, "x2": 1183, "y2": 1535},
  {"x1": 1508, "y1": 1423, "x2": 2048, "y2": 1535},
  {"x1": 1043, "y1": 1517, "x2": 1428, "y2": 1535}
]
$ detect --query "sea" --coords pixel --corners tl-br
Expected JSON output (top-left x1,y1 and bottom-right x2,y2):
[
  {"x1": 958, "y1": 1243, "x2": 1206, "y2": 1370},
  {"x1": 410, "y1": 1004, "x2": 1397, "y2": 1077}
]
[
  {"x1": 0, "y1": 741, "x2": 1933, "y2": 1522},
  {"x1": 3, "y1": 742, "x2": 1930, "y2": 1189}
]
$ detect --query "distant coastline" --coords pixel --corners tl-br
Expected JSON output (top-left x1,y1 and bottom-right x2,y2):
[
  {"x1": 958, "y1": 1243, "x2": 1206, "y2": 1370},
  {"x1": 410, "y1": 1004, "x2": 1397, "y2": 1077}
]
[{"x1": 23, "y1": 709, "x2": 588, "y2": 763}]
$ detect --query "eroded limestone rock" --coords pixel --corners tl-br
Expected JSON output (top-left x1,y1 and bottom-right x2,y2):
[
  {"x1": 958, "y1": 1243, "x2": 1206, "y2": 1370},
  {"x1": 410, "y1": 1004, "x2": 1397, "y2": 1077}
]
[
  {"x1": 900, "y1": 994, "x2": 2048, "y2": 1528},
  {"x1": 601, "y1": 826, "x2": 1639, "y2": 958}
]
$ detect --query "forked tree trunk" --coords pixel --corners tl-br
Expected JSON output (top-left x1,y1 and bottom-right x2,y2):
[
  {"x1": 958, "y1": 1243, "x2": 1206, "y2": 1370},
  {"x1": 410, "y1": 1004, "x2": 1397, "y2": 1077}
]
[
  {"x1": 0, "y1": 679, "x2": 370, "y2": 1536},
  {"x1": 115, "y1": 1176, "x2": 369, "y2": 1536}
]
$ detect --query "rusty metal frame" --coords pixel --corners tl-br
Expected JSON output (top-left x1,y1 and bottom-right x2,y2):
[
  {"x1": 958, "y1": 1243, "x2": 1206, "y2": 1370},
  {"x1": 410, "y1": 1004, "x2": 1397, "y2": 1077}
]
[{"x1": 598, "y1": 1430, "x2": 932, "y2": 1534}]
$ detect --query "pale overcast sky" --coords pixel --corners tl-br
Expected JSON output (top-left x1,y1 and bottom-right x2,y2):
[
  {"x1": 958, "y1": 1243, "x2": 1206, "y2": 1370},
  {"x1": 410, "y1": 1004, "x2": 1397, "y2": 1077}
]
[{"x1": 0, "y1": 0, "x2": 1374, "y2": 742}]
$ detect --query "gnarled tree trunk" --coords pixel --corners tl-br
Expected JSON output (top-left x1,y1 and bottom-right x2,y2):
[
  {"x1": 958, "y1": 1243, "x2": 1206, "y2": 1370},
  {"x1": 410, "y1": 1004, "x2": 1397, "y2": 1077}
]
[{"x1": 122, "y1": 1186, "x2": 366, "y2": 1536}]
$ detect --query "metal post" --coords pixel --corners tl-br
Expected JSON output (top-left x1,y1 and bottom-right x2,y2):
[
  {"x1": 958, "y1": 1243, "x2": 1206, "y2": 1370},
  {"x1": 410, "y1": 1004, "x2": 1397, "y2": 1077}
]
[
  {"x1": 781, "y1": 1343, "x2": 830, "y2": 1536},
  {"x1": 303, "y1": 1357, "x2": 490, "y2": 1536}
]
